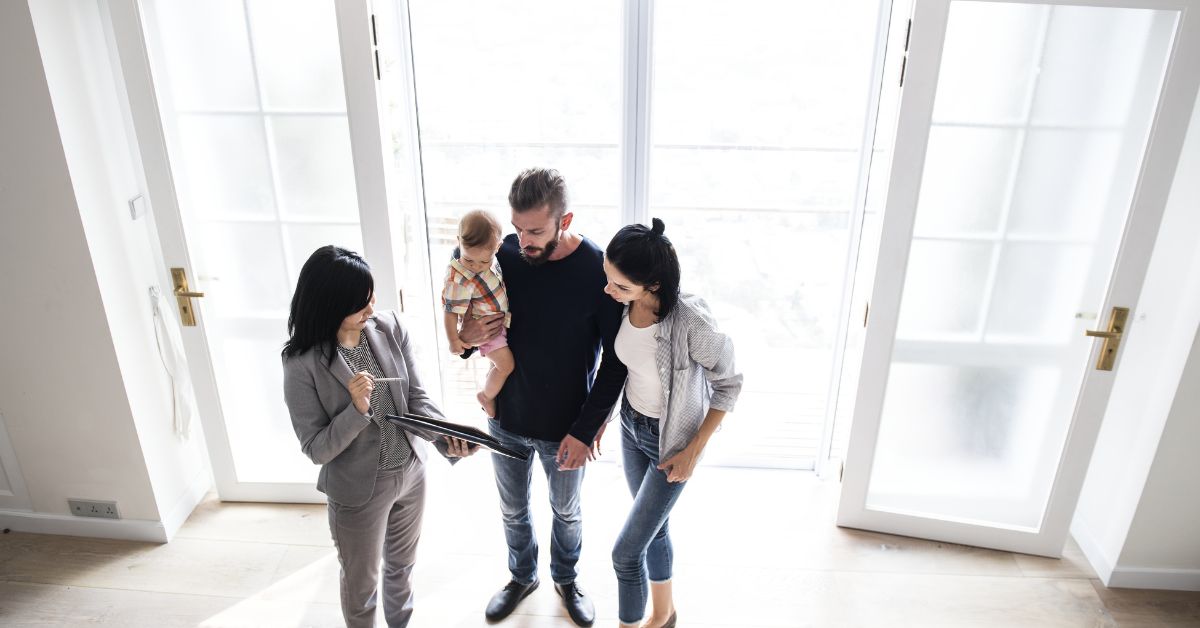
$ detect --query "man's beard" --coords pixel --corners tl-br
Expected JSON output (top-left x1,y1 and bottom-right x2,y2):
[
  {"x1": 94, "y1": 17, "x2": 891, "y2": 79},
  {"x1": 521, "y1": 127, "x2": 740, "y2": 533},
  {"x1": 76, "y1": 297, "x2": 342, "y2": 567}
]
[{"x1": 519, "y1": 227, "x2": 560, "y2": 266}]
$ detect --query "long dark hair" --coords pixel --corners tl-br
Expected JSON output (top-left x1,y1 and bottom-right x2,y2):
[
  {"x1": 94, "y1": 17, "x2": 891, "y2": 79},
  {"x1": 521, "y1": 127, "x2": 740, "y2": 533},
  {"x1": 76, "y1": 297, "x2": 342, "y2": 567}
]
[
  {"x1": 282, "y1": 245, "x2": 374, "y2": 361},
  {"x1": 605, "y1": 218, "x2": 681, "y2": 321}
]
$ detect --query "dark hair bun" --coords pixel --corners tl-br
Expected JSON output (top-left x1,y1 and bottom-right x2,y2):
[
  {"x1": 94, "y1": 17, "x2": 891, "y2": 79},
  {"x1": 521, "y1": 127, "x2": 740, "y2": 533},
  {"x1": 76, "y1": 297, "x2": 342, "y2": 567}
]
[{"x1": 650, "y1": 217, "x2": 666, "y2": 236}]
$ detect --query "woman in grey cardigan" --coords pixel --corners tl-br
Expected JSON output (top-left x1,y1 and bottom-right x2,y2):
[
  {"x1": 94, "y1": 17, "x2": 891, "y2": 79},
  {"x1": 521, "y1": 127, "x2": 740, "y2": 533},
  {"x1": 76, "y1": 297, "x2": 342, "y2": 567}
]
[
  {"x1": 600, "y1": 219, "x2": 743, "y2": 628},
  {"x1": 282, "y1": 245, "x2": 475, "y2": 628}
]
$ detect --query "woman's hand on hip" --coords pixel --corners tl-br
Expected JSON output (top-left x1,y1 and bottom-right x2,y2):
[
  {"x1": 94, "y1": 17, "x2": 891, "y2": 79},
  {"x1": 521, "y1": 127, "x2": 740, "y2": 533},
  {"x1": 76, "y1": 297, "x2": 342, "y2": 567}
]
[
  {"x1": 658, "y1": 445, "x2": 700, "y2": 483},
  {"x1": 348, "y1": 371, "x2": 374, "y2": 415}
]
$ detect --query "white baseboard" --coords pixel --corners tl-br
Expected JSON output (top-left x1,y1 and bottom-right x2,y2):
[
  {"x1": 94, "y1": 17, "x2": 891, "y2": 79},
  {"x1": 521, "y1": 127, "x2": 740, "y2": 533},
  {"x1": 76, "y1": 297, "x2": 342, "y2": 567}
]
[
  {"x1": 1108, "y1": 566, "x2": 1200, "y2": 592},
  {"x1": 0, "y1": 509, "x2": 167, "y2": 543},
  {"x1": 1069, "y1": 525, "x2": 1116, "y2": 583},
  {"x1": 1072, "y1": 525, "x2": 1200, "y2": 591},
  {"x1": 0, "y1": 467, "x2": 212, "y2": 543},
  {"x1": 160, "y1": 466, "x2": 213, "y2": 541}
]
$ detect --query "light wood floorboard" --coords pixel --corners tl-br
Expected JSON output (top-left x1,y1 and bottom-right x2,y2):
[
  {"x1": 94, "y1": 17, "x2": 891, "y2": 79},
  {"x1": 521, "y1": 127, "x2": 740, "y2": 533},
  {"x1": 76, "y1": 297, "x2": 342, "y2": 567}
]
[{"x1": 1, "y1": 463, "x2": 1196, "y2": 626}]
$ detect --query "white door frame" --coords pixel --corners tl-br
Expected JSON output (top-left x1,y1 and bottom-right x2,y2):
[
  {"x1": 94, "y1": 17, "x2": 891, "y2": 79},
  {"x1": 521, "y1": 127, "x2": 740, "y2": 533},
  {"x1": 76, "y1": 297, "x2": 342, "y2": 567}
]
[
  {"x1": 838, "y1": 0, "x2": 1200, "y2": 557},
  {"x1": 335, "y1": 0, "x2": 404, "y2": 315}
]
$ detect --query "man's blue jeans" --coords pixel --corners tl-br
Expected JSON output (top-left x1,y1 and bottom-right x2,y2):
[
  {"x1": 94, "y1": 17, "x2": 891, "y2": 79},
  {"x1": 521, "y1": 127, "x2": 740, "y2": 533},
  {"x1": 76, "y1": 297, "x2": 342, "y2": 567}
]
[
  {"x1": 612, "y1": 399, "x2": 688, "y2": 624},
  {"x1": 488, "y1": 418, "x2": 585, "y2": 586}
]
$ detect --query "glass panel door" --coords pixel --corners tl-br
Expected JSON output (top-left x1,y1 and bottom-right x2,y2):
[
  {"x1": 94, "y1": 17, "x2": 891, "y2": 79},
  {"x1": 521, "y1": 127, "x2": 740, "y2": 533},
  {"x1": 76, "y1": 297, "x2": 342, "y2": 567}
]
[
  {"x1": 140, "y1": 0, "x2": 363, "y2": 494},
  {"x1": 839, "y1": 0, "x2": 1198, "y2": 556}
]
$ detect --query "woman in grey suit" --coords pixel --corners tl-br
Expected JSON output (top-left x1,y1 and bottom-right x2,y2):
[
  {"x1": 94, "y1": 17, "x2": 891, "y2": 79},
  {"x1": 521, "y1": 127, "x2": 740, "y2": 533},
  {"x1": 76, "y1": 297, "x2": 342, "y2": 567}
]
[
  {"x1": 599, "y1": 220, "x2": 742, "y2": 628},
  {"x1": 282, "y1": 245, "x2": 475, "y2": 628}
]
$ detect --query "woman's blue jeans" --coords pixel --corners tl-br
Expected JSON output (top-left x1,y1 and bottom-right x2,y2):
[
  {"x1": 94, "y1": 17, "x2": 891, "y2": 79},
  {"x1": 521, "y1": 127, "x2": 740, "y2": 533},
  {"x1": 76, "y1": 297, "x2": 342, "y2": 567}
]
[{"x1": 613, "y1": 399, "x2": 688, "y2": 624}]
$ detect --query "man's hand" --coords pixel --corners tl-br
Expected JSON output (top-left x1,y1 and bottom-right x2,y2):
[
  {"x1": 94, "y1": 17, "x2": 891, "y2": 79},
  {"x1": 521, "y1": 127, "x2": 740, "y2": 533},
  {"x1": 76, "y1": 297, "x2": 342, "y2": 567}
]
[
  {"x1": 459, "y1": 312, "x2": 504, "y2": 347},
  {"x1": 556, "y1": 435, "x2": 591, "y2": 471},
  {"x1": 591, "y1": 421, "x2": 609, "y2": 459}
]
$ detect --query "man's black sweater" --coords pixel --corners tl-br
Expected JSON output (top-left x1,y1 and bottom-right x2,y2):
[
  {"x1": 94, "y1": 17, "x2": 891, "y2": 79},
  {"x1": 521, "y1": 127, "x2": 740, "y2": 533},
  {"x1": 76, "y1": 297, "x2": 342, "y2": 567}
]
[{"x1": 486, "y1": 233, "x2": 627, "y2": 444}]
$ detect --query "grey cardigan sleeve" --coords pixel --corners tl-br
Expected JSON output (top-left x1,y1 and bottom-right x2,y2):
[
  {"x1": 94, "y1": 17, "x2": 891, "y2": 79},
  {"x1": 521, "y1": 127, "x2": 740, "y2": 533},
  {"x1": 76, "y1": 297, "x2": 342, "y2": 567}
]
[
  {"x1": 283, "y1": 356, "x2": 370, "y2": 465},
  {"x1": 687, "y1": 306, "x2": 743, "y2": 413}
]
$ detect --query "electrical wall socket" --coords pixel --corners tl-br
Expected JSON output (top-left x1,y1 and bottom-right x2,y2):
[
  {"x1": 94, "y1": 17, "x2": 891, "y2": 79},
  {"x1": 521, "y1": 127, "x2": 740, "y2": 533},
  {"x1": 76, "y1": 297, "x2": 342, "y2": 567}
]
[{"x1": 68, "y1": 499, "x2": 120, "y2": 520}]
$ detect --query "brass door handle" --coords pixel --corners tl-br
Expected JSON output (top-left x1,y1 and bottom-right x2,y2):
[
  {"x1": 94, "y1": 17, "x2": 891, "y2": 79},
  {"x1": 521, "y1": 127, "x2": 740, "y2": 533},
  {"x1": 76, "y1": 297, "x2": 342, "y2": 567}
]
[
  {"x1": 171, "y1": 267, "x2": 203, "y2": 326},
  {"x1": 1085, "y1": 307, "x2": 1129, "y2": 371}
]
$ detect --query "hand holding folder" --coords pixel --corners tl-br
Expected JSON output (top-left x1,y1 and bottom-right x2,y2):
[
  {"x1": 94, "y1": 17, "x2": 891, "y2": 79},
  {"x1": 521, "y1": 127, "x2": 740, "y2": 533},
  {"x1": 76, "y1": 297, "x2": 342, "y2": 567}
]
[{"x1": 386, "y1": 413, "x2": 529, "y2": 461}]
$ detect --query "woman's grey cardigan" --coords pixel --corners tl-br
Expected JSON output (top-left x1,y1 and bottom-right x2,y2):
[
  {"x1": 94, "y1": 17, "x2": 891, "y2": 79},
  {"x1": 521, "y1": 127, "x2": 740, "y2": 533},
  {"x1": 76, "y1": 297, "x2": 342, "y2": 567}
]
[{"x1": 634, "y1": 292, "x2": 742, "y2": 462}]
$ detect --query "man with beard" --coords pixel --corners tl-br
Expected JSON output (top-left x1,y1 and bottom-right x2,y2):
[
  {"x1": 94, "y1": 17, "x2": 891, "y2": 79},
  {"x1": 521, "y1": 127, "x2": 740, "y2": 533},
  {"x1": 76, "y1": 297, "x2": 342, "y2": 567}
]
[{"x1": 457, "y1": 168, "x2": 626, "y2": 627}]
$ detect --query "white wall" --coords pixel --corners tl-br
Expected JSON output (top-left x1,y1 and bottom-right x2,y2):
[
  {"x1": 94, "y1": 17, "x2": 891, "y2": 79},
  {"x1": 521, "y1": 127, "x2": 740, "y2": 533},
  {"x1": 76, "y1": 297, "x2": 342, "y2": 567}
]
[
  {"x1": 29, "y1": 0, "x2": 213, "y2": 538},
  {"x1": 0, "y1": 0, "x2": 210, "y2": 542},
  {"x1": 1070, "y1": 76, "x2": 1200, "y2": 591},
  {"x1": 0, "y1": 0, "x2": 159, "y2": 532},
  {"x1": 1118, "y1": 327, "x2": 1200, "y2": 586}
]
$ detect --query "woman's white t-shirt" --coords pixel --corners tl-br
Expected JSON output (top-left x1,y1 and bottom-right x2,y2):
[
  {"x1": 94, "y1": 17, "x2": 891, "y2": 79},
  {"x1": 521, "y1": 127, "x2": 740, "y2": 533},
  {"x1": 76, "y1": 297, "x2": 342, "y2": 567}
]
[{"x1": 614, "y1": 312, "x2": 664, "y2": 418}]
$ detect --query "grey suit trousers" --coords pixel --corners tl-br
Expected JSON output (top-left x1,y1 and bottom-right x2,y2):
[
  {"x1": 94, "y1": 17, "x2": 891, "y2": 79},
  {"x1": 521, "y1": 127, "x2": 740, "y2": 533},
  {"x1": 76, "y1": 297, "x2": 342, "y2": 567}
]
[{"x1": 328, "y1": 455, "x2": 426, "y2": 628}]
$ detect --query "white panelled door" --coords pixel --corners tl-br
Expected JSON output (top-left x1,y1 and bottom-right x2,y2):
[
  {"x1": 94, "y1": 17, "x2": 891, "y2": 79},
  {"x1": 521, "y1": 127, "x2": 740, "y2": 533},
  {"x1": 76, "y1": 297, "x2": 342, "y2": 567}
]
[
  {"x1": 838, "y1": 0, "x2": 1200, "y2": 556},
  {"x1": 109, "y1": 0, "x2": 397, "y2": 502}
]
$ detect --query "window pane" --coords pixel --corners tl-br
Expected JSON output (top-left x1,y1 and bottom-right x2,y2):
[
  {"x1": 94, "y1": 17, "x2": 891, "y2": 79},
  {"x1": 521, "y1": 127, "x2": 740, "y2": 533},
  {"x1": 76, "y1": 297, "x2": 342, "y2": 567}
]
[
  {"x1": 270, "y1": 115, "x2": 359, "y2": 220},
  {"x1": 931, "y1": 3, "x2": 1043, "y2": 124},
  {"x1": 192, "y1": 222, "x2": 291, "y2": 317},
  {"x1": 1007, "y1": 129, "x2": 1123, "y2": 239},
  {"x1": 409, "y1": 2, "x2": 620, "y2": 145},
  {"x1": 147, "y1": 0, "x2": 257, "y2": 110},
  {"x1": 175, "y1": 115, "x2": 276, "y2": 218},
  {"x1": 897, "y1": 240, "x2": 993, "y2": 338},
  {"x1": 246, "y1": 0, "x2": 347, "y2": 111},
  {"x1": 985, "y1": 243, "x2": 1090, "y2": 342},
  {"x1": 284, "y1": 224, "x2": 364, "y2": 278},
  {"x1": 1031, "y1": 6, "x2": 1159, "y2": 126},
  {"x1": 212, "y1": 324, "x2": 316, "y2": 484},
  {"x1": 407, "y1": 0, "x2": 623, "y2": 419},
  {"x1": 870, "y1": 364, "x2": 1065, "y2": 529},
  {"x1": 649, "y1": 0, "x2": 885, "y2": 467},
  {"x1": 914, "y1": 127, "x2": 1017, "y2": 235}
]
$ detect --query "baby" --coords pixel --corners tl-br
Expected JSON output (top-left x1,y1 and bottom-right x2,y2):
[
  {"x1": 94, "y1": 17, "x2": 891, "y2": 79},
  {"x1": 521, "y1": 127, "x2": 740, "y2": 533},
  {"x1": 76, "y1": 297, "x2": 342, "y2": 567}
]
[{"x1": 441, "y1": 209, "x2": 513, "y2": 418}]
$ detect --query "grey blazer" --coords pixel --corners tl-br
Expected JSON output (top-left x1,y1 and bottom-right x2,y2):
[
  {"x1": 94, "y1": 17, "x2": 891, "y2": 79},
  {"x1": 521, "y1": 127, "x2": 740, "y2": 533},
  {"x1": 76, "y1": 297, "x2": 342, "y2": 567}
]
[{"x1": 283, "y1": 311, "x2": 453, "y2": 507}]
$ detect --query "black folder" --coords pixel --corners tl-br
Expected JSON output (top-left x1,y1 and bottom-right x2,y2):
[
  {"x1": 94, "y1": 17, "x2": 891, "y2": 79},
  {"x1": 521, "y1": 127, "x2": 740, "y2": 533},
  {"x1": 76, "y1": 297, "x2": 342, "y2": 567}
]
[{"x1": 386, "y1": 412, "x2": 529, "y2": 461}]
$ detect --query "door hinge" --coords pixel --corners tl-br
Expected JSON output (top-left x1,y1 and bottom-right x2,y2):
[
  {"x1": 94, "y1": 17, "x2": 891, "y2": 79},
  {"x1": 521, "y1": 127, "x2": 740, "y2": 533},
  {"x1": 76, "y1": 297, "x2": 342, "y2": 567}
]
[
  {"x1": 372, "y1": 14, "x2": 381, "y2": 81},
  {"x1": 899, "y1": 19, "x2": 911, "y2": 87},
  {"x1": 398, "y1": 288, "x2": 405, "y2": 313},
  {"x1": 863, "y1": 301, "x2": 870, "y2": 327}
]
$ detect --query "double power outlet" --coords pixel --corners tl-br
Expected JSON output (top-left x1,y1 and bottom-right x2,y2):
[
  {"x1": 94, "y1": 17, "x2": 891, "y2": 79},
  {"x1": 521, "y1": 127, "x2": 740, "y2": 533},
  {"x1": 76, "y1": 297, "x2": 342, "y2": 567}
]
[{"x1": 68, "y1": 498, "x2": 121, "y2": 520}]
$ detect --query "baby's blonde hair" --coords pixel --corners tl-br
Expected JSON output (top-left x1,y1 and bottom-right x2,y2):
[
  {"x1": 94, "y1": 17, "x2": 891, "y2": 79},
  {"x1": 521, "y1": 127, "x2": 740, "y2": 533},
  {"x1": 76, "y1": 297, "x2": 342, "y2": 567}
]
[{"x1": 458, "y1": 210, "x2": 502, "y2": 249}]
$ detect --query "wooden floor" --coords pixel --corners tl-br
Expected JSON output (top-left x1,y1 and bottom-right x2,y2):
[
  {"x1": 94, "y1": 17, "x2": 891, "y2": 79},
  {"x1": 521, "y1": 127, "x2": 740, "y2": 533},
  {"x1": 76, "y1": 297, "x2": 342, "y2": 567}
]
[{"x1": 1, "y1": 461, "x2": 1197, "y2": 627}]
